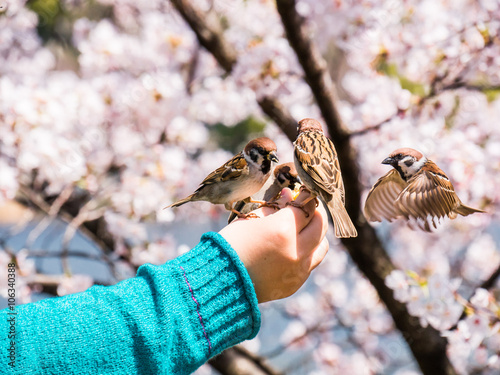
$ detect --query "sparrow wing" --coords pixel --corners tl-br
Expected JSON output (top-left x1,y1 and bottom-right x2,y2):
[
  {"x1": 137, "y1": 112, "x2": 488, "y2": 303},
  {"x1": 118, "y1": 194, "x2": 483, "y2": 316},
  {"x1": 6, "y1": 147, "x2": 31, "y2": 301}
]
[
  {"x1": 364, "y1": 169, "x2": 407, "y2": 222},
  {"x1": 197, "y1": 153, "x2": 247, "y2": 188},
  {"x1": 294, "y1": 133, "x2": 345, "y2": 202},
  {"x1": 395, "y1": 167, "x2": 460, "y2": 221}
]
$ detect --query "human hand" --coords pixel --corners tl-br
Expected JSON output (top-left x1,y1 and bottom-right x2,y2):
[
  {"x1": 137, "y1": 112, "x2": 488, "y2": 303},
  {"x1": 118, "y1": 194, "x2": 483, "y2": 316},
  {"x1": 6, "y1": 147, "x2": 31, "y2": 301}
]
[{"x1": 219, "y1": 188, "x2": 329, "y2": 303}]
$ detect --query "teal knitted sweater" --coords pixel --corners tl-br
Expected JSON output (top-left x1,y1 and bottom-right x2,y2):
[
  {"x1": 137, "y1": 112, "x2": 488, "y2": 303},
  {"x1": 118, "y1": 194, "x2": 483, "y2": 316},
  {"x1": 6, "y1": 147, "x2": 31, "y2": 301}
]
[{"x1": 0, "y1": 232, "x2": 261, "y2": 374}]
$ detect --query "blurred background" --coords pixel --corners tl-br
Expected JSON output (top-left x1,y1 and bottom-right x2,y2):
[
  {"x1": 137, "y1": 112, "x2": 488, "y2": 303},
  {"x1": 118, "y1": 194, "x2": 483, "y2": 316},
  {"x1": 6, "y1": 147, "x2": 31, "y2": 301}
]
[{"x1": 1, "y1": 0, "x2": 499, "y2": 374}]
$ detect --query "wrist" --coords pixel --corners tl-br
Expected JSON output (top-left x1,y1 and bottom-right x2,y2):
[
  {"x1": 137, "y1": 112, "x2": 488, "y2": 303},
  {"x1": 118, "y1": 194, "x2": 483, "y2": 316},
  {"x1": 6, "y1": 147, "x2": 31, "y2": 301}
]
[{"x1": 173, "y1": 232, "x2": 261, "y2": 355}]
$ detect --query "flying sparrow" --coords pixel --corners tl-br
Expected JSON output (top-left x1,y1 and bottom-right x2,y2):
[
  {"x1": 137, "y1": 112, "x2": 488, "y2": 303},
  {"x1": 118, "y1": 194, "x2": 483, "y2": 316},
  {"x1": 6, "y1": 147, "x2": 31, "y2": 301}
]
[
  {"x1": 228, "y1": 162, "x2": 302, "y2": 223},
  {"x1": 166, "y1": 137, "x2": 279, "y2": 218},
  {"x1": 291, "y1": 118, "x2": 358, "y2": 238},
  {"x1": 364, "y1": 148, "x2": 485, "y2": 231}
]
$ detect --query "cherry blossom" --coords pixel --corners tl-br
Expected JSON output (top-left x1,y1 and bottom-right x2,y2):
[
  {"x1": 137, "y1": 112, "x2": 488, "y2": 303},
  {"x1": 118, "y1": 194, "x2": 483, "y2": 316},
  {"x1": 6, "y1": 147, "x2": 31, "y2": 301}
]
[
  {"x1": 1, "y1": 0, "x2": 500, "y2": 373},
  {"x1": 57, "y1": 274, "x2": 94, "y2": 296}
]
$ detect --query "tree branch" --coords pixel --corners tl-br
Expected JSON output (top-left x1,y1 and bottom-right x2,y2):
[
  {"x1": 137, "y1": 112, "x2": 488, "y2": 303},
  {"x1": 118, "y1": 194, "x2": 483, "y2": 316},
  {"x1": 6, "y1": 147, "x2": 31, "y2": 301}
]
[
  {"x1": 264, "y1": 320, "x2": 335, "y2": 359},
  {"x1": 450, "y1": 261, "x2": 500, "y2": 330},
  {"x1": 440, "y1": 81, "x2": 500, "y2": 93},
  {"x1": 24, "y1": 184, "x2": 73, "y2": 248},
  {"x1": 276, "y1": 0, "x2": 349, "y2": 143},
  {"x1": 276, "y1": 1, "x2": 456, "y2": 374},
  {"x1": 18, "y1": 186, "x2": 109, "y2": 252},
  {"x1": 27, "y1": 273, "x2": 111, "y2": 296},
  {"x1": 28, "y1": 249, "x2": 115, "y2": 264},
  {"x1": 17, "y1": 185, "x2": 119, "y2": 279},
  {"x1": 209, "y1": 346, "x2": 282, "y2": 375},
  {"x1": 479, "y1": 263, "x2": 500, "y2": 290},
  {"x1": 257, "y1": 96, "x2": 297, "y2": 141},
  {"x1": 170, "y1": 0, "x2": 236, "y2": 72},
  {"x1": 348, "y1": 109, "x2": 405, "y2": 138}
]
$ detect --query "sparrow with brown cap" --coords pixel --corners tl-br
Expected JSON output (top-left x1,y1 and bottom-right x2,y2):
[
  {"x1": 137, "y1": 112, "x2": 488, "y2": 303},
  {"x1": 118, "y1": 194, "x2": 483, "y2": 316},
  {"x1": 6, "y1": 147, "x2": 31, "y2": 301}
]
[
  {"x1": 364, "y1": 147, "x2": 485, "y2": 231},
  {"x1": 166, "y1": 137, "x2": 279, "y2": 218},
  {"x1": 228, "y1": 162, "x2": 302, "y2": 223},
  {"x1": 290, "y1": 118, "x2": 358, "y2": 238}
]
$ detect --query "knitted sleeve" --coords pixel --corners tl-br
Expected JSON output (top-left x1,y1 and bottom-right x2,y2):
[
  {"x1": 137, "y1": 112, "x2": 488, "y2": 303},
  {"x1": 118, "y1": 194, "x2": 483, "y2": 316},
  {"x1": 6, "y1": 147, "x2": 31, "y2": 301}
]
[{"x1": 0, "y1": 232, "x2": 261, "y2": 374}]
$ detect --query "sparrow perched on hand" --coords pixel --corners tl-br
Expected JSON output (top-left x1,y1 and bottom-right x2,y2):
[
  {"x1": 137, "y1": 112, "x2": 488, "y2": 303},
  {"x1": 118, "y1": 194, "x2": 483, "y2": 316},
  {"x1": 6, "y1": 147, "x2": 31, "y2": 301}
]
[
  {"x1": 291, "y1": 118, "x2": 358, "y2": 238},
  {"x1": 228, "y1": 162, "x2": 302, "y2": 223},
  {"x1": 166, "y1": 137, "x2": 279, "y2": 218},
  {"x1": 364, "y1": 148, "x2": 485, "y2": 231}
]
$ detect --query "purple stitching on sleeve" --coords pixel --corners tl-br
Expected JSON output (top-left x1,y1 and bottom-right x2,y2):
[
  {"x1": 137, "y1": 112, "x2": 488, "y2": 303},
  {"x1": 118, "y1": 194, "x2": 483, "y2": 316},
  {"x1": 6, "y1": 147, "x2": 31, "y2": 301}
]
[{"x1": 179, "y1": 266, "x2": 212, "y2": 355}]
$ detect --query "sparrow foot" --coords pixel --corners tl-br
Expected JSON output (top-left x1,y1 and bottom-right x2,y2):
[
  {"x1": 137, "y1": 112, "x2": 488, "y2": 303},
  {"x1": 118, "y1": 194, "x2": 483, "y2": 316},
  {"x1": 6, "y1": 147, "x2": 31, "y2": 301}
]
[
  {"x1": 296, "y1": 186, "x2": 319, "y2": 206},
  {"x1": 285, "y1": 201, "x2": 310, "y2": 218},
  {"x1": 233, "y1": 210, "x2": 259, "y2": 220},
  {"x1": 261, "y1": 200, "x2": 280, "y2": 210},
  {"x1": 299, "y1": 185, "x2": 310, "y2": 193}
]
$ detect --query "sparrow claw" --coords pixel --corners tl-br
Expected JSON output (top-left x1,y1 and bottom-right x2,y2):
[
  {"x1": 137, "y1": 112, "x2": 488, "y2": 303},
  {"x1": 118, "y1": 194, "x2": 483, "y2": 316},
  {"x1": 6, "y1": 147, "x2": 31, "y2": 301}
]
[
  {"x1": 261, "y1": 200, "x2": 280, "y2": 210},
  {"x1": 297, "y1": 185, "x2": 317, "y2": 207},
  {"x1": 299, "y1": 185, "x2": 310, "y2": 193},
  {"x1": 285, "y1": 201, "x2": 310, "y2": 218},
  {"x1": 235, "y1": 211, "x2": 259, "y2": 220}
]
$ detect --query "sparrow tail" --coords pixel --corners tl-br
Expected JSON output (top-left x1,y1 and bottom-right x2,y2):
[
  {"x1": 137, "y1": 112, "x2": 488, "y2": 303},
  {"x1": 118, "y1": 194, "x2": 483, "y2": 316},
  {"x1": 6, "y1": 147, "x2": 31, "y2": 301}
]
[
  {"x1": 455, "y1": 203, "x2": 485, "y2": 217},
  {"x1": 164, "y1": 195, "x2": 195, "y2": 209},
  {"x1": 327, "y1": 203, "x2": 358, "y2": 238}
]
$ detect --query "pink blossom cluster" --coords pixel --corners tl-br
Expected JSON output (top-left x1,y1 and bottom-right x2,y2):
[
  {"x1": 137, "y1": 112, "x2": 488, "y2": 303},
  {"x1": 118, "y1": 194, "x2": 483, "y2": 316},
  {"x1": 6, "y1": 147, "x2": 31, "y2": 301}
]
[
  {"x1": 273, "y1": 237, "x2": 404, "y2": 374},
  {"x1": 386, "y1": 270, "x2": 463, "y2": 330},
  {"x1": 385, "y1": 271, "x2": 500, "y2": 374},
  {"x1": 443, "y1": 289, "x2": 500, "y2": 374},
  {"x1": 0, "y1": 250, "x2": 35, "y2": 304}
]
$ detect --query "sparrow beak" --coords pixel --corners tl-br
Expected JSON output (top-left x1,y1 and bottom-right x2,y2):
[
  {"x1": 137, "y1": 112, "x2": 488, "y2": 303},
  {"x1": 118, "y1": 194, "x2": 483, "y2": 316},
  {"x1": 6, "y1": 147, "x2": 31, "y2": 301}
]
[
  {"x1": 382, "y1": 157, "x2": 394, "y2": 166},
  {"x1": 269, "y1": 152, "x2": 279, "y2": 164}
]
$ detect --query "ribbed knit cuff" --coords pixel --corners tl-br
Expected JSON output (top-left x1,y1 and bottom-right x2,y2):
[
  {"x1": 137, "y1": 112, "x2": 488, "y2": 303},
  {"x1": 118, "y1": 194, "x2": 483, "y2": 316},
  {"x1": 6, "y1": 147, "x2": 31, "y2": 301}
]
[{"x1": 172, "y1": 232, "x2": 261, "y2": 357}]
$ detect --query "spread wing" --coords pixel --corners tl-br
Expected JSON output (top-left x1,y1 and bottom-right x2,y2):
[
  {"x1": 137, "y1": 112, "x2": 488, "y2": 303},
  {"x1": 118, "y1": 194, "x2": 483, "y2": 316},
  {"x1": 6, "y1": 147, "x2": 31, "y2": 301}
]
[
  {"x1": 395, "y1": 170, "x2": 460, "y2": 221},
  {"x1": 196, "y1": 152, "x2": 247, "y2": 189},
  {"x1": 364, "y1": 169, "x2": 407, "y2": 222},
  {"x1": 294, "y1": 132, "x2": 345, "y2": 202}
]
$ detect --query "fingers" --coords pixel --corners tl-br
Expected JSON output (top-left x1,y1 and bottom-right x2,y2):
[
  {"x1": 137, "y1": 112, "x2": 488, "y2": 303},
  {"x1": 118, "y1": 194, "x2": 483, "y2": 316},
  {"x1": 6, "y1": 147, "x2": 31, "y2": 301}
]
[
  {"x1": 275, "y1": 187, "x2": 293, "y2": 204},
  {"x1": 309, "y1": 237, "x2": 330, "y2": 271},
  {"x1": 256, "y1": 188, "x2": 320, "y2": 234},
  {"x1": 280, "y1": 189, "x2": 318, "y2": 232},
  {"x1": 297, "y1": 199, "x2": 328, "y2": 255},
  {"x1": 234, "y1": 189, "x2": 294, "y2": 220},
  {"x1": 231, "y1": 188, "x2": 321, "y2": 237}
]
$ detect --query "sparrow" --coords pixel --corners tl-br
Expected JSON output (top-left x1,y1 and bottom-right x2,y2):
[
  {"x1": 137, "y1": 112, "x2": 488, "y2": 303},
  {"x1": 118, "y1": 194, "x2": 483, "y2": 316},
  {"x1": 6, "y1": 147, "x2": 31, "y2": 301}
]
[
  {"x1": 166, "y1": 137, "x2": 279, "y2": 218},
  {"x1": 364, "y1": 148, "x2": 485, "y2": 231},
  {"x1": 291, "y1": 118, "x2": 358, "y2": 238},
  {"x1": 227, "y1": 162, "x2": 302, "y2": 223}
]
